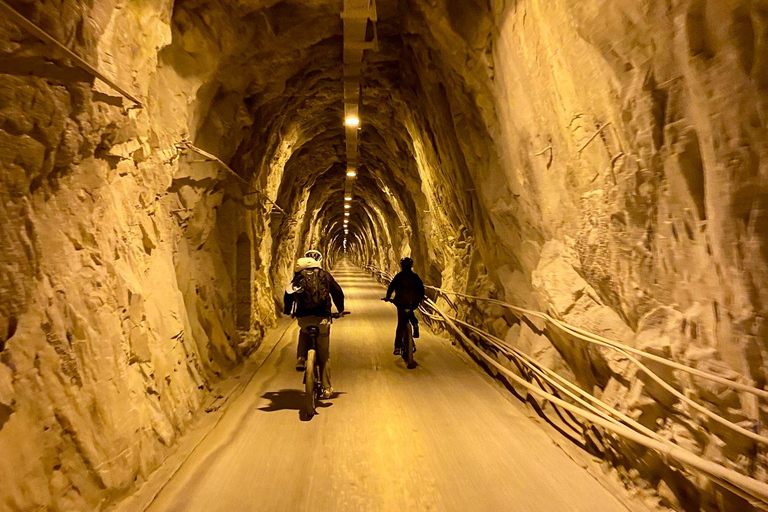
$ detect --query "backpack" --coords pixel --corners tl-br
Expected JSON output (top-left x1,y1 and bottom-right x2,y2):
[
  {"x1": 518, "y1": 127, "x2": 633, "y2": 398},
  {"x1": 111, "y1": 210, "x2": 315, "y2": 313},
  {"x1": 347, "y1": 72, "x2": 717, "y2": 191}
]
[{"x1": 294, "y1": 269, "x2": 329, "y2": 309}]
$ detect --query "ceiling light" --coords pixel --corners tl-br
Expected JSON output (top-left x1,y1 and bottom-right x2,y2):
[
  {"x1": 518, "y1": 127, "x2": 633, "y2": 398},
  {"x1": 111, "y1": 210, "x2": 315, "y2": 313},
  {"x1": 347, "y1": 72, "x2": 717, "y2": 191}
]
[
  {"x1": 344, "y1": 115, "x2": 360, "y2": 127},
  {"x1": 344, "y1": 212, "x2": 350, "y2": 216},
  {"x1": 346, "y1": 170, "x2": 357, "y2": 178},
  {"x1": 344, "y1": 204, "x2": 351, "y2": 209},
  {"x1": 344, "y1": 196, "x2": 352, "y2": 201}
]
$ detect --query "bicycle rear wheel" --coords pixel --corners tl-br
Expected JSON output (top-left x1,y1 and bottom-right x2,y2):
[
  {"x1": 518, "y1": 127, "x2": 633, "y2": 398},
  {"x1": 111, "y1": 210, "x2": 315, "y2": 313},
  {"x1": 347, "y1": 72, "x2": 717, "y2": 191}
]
[{"x1": 304, "y1": 349, "x2": 317, "y2": 417}]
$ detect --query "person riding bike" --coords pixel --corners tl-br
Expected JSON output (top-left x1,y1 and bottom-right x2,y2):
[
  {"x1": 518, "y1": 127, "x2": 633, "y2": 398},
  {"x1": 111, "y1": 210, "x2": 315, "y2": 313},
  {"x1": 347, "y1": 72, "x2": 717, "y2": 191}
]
[
  {"x1": 284, "y1": 252, "x2": 344, "y2": 399},
  {"x1": 385, "y1": 257, "x2": 425, "y2": 355}
]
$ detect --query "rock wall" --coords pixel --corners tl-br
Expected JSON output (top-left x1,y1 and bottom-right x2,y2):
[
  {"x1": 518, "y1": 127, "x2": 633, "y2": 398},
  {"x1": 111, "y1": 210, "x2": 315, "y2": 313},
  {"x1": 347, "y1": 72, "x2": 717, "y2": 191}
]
[{"x1": 0, "y1": 1, "x2": 280, "y2": 509}]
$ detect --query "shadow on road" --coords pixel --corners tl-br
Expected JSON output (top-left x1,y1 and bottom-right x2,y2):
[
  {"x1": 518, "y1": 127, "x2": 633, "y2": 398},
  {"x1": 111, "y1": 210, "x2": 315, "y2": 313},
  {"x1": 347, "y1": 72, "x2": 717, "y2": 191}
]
[{"x1": 258, "y1": 389, "x2": 346, "y2": 421}]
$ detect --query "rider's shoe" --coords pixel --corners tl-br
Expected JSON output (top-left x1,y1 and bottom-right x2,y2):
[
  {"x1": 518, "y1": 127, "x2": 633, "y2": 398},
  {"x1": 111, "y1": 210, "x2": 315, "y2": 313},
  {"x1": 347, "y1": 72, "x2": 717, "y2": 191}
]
[
  {"x1": 413, "y1": 325, "x2": 420, "y2": 338},
  {"x1": 320, "y1": 387, "x2": 334, "y2": 399},
  {"x1": 296, "y1": 357, "x2": 306, "y2": 371},
  {"x1": 393, "y1": 347, "x2": 401, "y2": 355}
]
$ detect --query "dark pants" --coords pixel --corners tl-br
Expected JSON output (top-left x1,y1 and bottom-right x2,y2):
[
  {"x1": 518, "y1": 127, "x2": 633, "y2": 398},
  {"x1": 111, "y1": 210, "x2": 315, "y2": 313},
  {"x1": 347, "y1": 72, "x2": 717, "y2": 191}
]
[{"x1": 394, "y1": 307, "x2": 418, "y2": 350}]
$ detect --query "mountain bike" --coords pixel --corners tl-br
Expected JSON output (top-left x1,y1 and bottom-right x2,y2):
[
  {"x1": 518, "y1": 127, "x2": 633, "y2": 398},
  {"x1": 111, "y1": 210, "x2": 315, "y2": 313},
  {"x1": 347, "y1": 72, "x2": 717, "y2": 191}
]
[
  {"x1": 304, "y1": 311, "x2": 349, "y2": 419},
  {"x1": 382, "y1": 298, "x2": 416, "y2": 369}
]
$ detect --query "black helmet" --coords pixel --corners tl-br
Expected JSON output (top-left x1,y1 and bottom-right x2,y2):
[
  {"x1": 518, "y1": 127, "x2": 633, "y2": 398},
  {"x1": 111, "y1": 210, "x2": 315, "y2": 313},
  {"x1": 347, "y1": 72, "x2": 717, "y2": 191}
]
[{"x1": 400, "y1": 257, "x2": 414, "y2": 269}]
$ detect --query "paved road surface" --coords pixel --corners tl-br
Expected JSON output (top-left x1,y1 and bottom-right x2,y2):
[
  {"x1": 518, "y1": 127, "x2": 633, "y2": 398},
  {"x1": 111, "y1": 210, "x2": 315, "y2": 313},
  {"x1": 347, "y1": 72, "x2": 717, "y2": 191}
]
[{"x1": 145, "y1": 266, "x2": 636, "y2": 512}]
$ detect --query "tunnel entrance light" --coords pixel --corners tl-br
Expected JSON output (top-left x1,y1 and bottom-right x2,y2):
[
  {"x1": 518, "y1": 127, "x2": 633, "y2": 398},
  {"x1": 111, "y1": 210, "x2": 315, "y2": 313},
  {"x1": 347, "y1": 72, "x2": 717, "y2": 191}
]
[{"x1": 344, "y1": 115, "x2": 360, "y2": 128}]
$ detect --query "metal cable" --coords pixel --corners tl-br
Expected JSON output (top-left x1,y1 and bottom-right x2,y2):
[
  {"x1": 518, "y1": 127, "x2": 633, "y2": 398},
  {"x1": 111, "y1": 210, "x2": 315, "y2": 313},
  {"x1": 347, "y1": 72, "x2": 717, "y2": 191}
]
[
  {"x1": 423, "y1": 296, "x2": 768, "y2": 506},
  {"x1": 0, "y1": 0, "x2": 143, "y2": 106},
  {"x1": 176, "y1": 141, "x2": 294, "y2": 221},
  {"x1": 369, "y1": 261, "x2": 768, "y2": 504},
  {"x1": 426, "y1": 286, "x2": 768, "y2": 400}
]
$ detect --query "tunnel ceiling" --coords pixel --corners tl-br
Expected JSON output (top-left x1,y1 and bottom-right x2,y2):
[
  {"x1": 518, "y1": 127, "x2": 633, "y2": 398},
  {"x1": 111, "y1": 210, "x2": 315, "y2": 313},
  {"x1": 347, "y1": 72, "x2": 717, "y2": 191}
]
[{"x1": 161, "y1": 0, "x2": 482, "y2": 271}]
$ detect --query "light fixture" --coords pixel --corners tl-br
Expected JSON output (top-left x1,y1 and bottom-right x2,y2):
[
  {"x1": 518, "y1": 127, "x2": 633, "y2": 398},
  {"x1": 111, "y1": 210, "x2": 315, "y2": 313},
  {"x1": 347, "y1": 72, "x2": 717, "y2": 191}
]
[
  {"x1": 346, "y1": 170, "x2": 357, "y2": 178},
  {"x1": 344, "y1": 204, "x2": 351, "y2": 209},
  {"x1": 344, "y1": 212, "x2": 350, "y2": 216},
  {"x1": 344, "y1": 115, "x2": 360, "y2": 127},
  {"x1": 345, "y1": 196, "x2": 352, "y2": 201}
]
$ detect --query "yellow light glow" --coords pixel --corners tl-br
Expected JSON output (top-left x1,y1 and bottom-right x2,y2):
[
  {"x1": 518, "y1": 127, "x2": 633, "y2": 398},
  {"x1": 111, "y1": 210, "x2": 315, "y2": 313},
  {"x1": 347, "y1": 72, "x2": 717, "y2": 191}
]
[
  {"x1": 344, "y1": 212, "x2": 350, "y2": 216},
  {"x1": 345, "y1": 196, "x2": 352, "y2": 201},
  {"x1": 346, "y1": 170, "x2": 357, "y2": 177},
  {"x1": 344, "y1": 115, "x2": 360, "y2": 127},
  {"x1": 344, "y1": 204, "x2": 351, "y2": 209}
]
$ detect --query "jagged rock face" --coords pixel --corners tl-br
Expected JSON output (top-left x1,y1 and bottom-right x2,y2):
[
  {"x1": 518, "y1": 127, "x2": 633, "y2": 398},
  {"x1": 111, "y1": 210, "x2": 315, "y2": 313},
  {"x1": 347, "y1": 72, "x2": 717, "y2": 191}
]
[{"x1": 0, "y1": 0, "x2": 766, "y2": 510}]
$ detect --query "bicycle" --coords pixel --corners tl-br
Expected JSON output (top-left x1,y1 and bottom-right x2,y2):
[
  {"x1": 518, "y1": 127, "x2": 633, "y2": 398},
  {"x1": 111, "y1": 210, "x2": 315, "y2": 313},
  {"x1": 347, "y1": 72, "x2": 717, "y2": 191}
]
[
  {"x1": 382, "y1": 298, "x2": 416, "y2": 369},
  {"x1": 304, "y1": 311, "x2": 349, "y2": 419}
]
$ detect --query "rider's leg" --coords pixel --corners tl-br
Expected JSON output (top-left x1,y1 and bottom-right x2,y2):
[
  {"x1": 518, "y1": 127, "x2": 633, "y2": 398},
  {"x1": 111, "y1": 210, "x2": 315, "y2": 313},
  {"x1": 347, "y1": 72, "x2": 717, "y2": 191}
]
[
  {"x1": 408, "y1": 310, "x2": 419, "y2": 339},
  {"x1": 315, "y1": 318, "x2": 332, "y2": 393},
  {"x1": 394, "y1": 307, "x2": 408, "y2": 353},
  {"x1": 296, "y1": 318, "x2": 312, "y2": 369}
]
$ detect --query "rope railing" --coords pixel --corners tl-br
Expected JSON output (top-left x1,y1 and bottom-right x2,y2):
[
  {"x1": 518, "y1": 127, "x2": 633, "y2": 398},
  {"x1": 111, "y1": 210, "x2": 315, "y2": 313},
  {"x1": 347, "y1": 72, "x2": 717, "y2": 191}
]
[
  {"x1": 423, "y1": 296, "x2": 768, "y2": 507},
  {"x1": 390, "y1": 268, "x2": 767, "y2": 442},
  {"x1": 425, "y1": 286, "x2": 768, "y2": 445},
  {"x1": 425, "y1": 286, "x2": 768, "y2": 401},
  {"x1": 0, "y1": 0, "x2": 144, "y2": 107},
  {"x1": 363, "y1": 264, "x2": 768, "y2": 506},
  {"x1": 175, "y1": 141, "x2": 295, "y2": 222}
]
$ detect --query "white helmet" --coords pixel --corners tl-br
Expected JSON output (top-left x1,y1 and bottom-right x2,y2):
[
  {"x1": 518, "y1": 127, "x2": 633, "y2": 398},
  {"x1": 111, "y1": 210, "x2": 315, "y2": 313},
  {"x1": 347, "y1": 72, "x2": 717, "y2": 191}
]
[
  {"x1": 305, "y1": 249, "x2": 323, "y2": 262},
  {"x1": 295, "y1": 257, "x2": 320, "y2": 271}
]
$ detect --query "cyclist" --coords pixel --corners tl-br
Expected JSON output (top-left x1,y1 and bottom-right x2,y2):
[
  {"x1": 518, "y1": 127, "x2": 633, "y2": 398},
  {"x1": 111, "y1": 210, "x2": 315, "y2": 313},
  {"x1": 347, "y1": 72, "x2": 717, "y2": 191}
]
[
  {"x1": 284, "y1": 252, "x2": 344, "y2": 398},
  {"x1": 385, "y1": 257, "x2": 425, "y2": 355}
]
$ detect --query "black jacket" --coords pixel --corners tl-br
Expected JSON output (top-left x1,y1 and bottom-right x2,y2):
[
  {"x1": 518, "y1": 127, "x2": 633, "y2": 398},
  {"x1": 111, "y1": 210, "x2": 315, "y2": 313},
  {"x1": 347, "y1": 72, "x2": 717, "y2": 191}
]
[
  {"x1": 284, "y1": 269, "x2": 345, "y2": 318},
  {"x1": 386, "y1": 270, "x2": 425, "y2": 308}
]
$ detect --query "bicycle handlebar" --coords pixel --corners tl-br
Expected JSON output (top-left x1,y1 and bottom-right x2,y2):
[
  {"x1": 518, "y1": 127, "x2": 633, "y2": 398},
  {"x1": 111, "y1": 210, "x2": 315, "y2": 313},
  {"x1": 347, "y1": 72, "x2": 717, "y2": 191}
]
[{"x1": 332, "y1": 311, "x2": 351, "y2": 319}]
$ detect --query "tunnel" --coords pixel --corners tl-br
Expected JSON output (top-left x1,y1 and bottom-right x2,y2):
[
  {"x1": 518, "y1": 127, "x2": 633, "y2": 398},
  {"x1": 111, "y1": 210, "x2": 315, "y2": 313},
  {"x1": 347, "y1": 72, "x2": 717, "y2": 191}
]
[{"x1": 1, "y1": 0, "x2": 768, "y2": 510}]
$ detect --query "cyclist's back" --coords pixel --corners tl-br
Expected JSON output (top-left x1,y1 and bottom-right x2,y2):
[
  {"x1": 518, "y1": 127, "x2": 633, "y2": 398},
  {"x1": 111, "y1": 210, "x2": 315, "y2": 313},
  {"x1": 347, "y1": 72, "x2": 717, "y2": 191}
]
[{"x1": 387, "y1": 269, "x2": 424, "y2": 308}]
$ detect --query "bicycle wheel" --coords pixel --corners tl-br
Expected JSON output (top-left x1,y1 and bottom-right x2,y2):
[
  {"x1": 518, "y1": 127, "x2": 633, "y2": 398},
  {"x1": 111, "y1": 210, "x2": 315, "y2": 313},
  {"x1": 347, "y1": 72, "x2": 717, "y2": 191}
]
[
  {"x1": 404, "y1": 324, "x2": 415, "y2": 369},
  {"x1": 304, "y1": 349, "x2": 317, "y2": 418}
]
